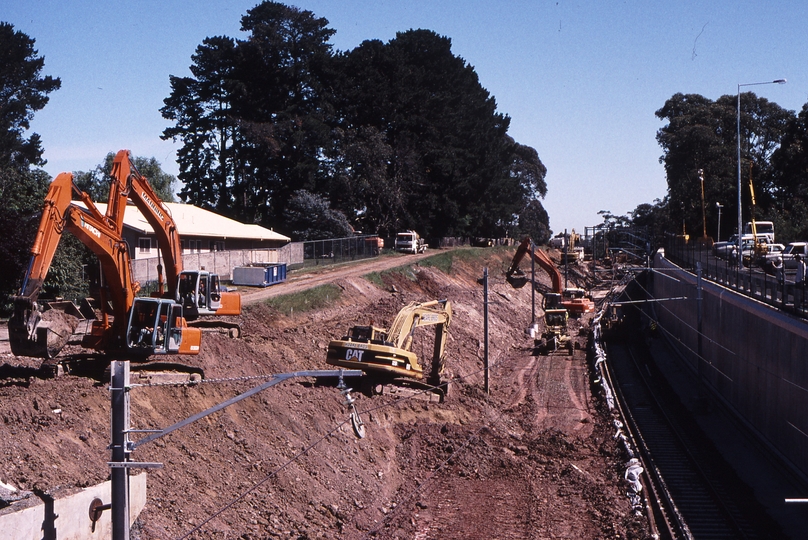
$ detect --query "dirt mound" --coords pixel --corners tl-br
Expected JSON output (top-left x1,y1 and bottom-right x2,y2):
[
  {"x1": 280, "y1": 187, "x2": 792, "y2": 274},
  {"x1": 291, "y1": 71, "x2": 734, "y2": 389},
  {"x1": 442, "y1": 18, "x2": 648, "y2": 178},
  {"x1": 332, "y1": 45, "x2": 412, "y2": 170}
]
[{"x1": 0, "y1": 249, "x2": 647, "y2": 539}]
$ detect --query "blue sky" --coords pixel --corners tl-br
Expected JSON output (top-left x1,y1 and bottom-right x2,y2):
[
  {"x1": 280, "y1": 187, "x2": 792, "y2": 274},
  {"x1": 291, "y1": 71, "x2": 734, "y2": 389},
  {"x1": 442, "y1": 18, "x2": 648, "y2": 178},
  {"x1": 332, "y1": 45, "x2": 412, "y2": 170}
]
[{"x1": 5, "y1": 1, "x2": 807, "y2": 234}]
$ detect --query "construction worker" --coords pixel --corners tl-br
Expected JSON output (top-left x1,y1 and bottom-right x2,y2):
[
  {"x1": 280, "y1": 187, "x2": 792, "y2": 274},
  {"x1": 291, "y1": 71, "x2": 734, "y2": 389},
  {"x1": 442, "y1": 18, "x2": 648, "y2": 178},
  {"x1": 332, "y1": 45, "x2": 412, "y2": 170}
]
[{"x1": 773, "y1": 257, "x2": 786, "y2": 305}]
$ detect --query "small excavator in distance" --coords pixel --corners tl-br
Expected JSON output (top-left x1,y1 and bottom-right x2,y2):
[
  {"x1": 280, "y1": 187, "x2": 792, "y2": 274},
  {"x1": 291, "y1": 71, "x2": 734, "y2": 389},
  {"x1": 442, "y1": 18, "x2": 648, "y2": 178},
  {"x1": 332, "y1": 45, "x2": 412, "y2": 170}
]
[
  {"x1": 537, "y1": 293, "x2": 573, "y2": 355},
  {"x1": 108, "y1": 150, "x2": 242, "y2": 336},
  {"x1": 506, "y1": 238, "x2": 590, "y2": 355},
  {"x1": 506, "y1": 237, "x2": 595, "y2": 315},
  {"x1": 8, "y1": 172, "x2": 202, "y2": 359},
  {"x1": 326, "y1": 299, "x2": 452, "y2": 395}
]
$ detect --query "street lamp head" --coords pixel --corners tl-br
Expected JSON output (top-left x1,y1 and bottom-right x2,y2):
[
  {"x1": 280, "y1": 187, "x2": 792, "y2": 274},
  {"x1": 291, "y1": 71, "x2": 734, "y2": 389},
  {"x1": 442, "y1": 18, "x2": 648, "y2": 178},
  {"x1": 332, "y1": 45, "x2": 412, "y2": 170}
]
[
  {"x1": 716, "y1": 202, "x2": 723, "y2": 208},
  {"x1": 774, "y1": 79, "x2": 787, "y2": 84}
]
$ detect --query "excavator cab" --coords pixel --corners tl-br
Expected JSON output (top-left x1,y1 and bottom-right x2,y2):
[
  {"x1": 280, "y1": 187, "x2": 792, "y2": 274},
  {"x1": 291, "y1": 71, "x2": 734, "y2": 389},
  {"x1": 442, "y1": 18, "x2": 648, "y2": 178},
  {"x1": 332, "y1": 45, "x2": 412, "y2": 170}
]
[
  {"x1": 345, "y1": 325, "x2": 391, "y2": 345},
  {"x1": 177, "y1": 270, "x2": 240, "y2": 319},
  {"x1": 543, "y1": 292, "x2": 563, "y2": 311},
  {"x1": 126, "y1": 298, "x2": 200, "y2": 355}
]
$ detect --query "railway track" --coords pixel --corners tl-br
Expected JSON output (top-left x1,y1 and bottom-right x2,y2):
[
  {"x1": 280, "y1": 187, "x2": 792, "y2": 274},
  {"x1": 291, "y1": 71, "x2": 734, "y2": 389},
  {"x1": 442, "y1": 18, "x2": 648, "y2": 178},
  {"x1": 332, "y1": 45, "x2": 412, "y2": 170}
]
[{"x1": 603, "y1": 336, "x2": 782, "y2": 539}]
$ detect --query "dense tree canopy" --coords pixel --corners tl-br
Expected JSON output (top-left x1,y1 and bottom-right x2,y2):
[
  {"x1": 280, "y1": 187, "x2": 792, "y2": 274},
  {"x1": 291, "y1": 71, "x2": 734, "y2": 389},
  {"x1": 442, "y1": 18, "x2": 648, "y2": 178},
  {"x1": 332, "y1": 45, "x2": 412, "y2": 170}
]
[
  {"x1": 0, "y1": 22, "x2": 61, "y2": 169},
  {"x1": 162, "y1": 1, "x2": 549, "y2": 242},
  {"x1": 655, "y1": 92, "x2": 794, "y2": 242},
  {"x1": 74, "y1": 152, "x2": 176, "y2": 203},
  {"x1": 0, "y1": 23, "x2": 61, "y2": 312},
  {"x1": 770, "y1": 103, "x2": 808, "y2": 240}
]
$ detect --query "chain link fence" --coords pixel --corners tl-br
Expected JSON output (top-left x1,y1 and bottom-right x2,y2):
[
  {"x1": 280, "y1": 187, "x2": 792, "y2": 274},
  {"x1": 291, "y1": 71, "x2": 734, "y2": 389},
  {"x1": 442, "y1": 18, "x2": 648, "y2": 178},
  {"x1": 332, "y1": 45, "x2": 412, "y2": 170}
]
[
  {"x1": 300, "y1": 235, "x2": 382, "y2": 268},
  {"x1": 663, "y1": 234, "x2": 806, "y2": 317}
]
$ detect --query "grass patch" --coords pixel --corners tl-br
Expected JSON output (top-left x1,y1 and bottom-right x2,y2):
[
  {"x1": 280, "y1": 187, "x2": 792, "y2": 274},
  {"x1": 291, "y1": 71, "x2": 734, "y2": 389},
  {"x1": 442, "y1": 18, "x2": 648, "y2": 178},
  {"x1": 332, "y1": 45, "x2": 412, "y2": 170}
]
[
  {"x1": 418, "y1": 247, "x2": 497, "y2": 274},
  {"x1": 263, "y1": 283, "x2": 342, "y2": 316},
  {"x1": 363, "y1": 265, "x2": 419, "y2": 288},
  {"x1": 363, "y1": 271, "x2": 386, "y2": 289},
  {"x1": 362, "y1": 246, "x2": 512, "y2": 288}
]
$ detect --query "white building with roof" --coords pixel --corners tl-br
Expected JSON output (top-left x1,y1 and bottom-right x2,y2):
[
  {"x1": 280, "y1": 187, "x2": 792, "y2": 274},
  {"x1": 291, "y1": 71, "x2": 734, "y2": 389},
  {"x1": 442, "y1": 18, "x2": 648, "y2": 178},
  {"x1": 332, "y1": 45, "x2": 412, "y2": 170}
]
[
  {"x1": 85, "y1": 202, "x2": 297, "y2": 284},
  {"x1": 91, "y1": 202, "x2": 290, "y2": 259}
]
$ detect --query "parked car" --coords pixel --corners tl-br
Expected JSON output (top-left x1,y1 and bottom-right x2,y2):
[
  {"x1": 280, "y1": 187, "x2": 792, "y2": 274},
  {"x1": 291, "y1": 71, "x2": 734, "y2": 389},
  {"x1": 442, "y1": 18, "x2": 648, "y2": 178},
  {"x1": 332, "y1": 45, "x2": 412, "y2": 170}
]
[
  {"x1": 713, "y1": 234, "x2": 770, "y2": 261},
  {"x1": 779, "y1": 242, "x2": 808, "y2": 269},
  {"x1": 712, "y1": 235, "x2": 738, "y2": 259}
]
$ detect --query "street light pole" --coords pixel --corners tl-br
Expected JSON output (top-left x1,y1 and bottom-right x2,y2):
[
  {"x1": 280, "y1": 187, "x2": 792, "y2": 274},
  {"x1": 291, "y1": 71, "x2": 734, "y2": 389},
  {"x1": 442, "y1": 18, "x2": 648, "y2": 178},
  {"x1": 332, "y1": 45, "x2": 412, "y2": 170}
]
[
  {"x1": 716, "y1": 202, "x2": 723, "y2": 243},
  {"x1": 737, "y1": 78, "x2": 786, "y2": 268}
]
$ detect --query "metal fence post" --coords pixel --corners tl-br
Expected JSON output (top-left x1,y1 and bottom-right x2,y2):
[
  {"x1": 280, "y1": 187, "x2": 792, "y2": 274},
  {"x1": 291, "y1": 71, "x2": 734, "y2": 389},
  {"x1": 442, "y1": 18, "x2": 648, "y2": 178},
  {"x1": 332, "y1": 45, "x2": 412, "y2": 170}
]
[
  {"x1": 110, "y1": 361, "x2": 131, "y2": 540},
  {"x1": 483, "y1": 267, "x2": 489, "y2": 394}
]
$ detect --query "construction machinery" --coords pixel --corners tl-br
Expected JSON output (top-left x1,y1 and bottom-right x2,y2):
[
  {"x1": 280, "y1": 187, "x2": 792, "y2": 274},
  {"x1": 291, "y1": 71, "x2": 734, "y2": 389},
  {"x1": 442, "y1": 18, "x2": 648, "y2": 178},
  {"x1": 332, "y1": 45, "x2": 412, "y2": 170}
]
[
  {"x1": 538, "y1": 293, "x2": 573, "y2": 355},
  {"x1": 506, "y1": 237, "x2": 595, "y2": 315},
  {"x1": 326, "y1": 299, "x2": 452, "y2": 391},
  {"x1": 8, "y1": 172, "x2": 202, "y2": 359},
  {"x1": 108, "y1": 150, "x2": 242, "y2": 336},
  {"x1": 743, "y1": 163, "x2": 770, "y2": 266}
]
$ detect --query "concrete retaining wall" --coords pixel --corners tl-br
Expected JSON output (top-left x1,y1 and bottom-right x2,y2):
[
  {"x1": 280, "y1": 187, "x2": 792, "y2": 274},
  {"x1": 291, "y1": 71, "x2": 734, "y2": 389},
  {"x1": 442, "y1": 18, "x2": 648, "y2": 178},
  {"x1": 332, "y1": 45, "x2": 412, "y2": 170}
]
[
  {"x1": 652, "y1": 253, "x2": 808, "y2": 480},
  {"x1": 0, "y1": 474, "x2": 146, "y2": 539}
]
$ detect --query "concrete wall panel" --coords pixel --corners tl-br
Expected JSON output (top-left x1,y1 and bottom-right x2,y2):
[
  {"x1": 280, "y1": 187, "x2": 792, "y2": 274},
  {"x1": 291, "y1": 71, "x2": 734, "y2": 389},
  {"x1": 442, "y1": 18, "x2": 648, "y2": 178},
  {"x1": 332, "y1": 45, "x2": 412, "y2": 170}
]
[
  {"x1": 0, "y1": 474, "x2": 146, "y2": 539},
  {"x1": 652, "y1": 254, "x2": 808, "y2": 480}
]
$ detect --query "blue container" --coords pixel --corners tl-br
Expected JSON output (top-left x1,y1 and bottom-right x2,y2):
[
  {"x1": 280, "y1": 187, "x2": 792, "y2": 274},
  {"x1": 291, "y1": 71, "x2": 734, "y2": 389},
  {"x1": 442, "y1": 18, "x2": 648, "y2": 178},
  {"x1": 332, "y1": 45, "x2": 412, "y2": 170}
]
[{"x1": 232, "y1": 263, "x2": 287, "y2": 287}]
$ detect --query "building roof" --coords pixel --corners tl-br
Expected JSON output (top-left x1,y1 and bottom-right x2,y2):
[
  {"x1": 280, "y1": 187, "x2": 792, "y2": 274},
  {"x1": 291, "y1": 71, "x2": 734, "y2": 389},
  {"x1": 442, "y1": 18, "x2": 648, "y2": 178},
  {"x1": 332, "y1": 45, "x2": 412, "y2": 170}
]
[{"x1": 90, "y1": 202, "x2": 291, "y2": 242}]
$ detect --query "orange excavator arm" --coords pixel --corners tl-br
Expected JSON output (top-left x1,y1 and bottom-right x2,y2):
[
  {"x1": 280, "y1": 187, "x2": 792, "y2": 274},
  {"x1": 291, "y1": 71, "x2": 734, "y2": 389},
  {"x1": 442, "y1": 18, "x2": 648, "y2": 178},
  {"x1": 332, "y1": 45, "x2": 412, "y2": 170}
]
[
  {"x1": 10, "y1": 173, "x2": 140, "y2": 357},
  {"x1": 506, "y1": 237, "x2": 563, "y2": 293},
  {"x1": 109, "y1": 149, "x2": 183, "y2": 295},
  {"x1": 506, "y1": 237, "x2": 594, "y2": 314}
]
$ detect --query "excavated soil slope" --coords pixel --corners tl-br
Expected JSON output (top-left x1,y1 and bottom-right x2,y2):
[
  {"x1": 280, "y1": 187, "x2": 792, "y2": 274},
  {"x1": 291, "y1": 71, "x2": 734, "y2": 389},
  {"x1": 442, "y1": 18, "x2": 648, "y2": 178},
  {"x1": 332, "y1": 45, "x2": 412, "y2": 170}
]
[{"x1": 0, "y1": 249, "x2": 648, "y2": 539}]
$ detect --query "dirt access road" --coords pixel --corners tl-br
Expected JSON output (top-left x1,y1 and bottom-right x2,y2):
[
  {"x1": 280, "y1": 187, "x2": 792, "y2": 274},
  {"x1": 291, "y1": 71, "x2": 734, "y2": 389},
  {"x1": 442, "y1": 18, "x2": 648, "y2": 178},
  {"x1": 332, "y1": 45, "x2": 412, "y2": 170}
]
[
  {"x1": 0, "y1": 247, "x2": 646, "y2": 539},
  {"x1": 238, "y1": 250, "x2": 437, "y2": 305}
]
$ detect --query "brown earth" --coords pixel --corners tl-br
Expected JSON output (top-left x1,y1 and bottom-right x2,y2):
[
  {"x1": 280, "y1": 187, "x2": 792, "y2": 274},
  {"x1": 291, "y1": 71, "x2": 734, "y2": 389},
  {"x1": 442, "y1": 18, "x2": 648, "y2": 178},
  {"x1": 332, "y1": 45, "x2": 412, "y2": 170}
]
[{"x1": 0, "y1": 248, "x2": 649, "y2": 539}]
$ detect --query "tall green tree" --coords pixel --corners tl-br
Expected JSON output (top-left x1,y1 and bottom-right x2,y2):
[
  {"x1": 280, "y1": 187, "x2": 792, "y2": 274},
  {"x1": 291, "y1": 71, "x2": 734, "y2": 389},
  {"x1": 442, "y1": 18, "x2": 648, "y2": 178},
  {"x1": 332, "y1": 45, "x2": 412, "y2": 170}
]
[
  {"x1": 162, "y1": 35, "x2": 239, "y2": 212},
  {"x1": 655, "y1": 92, "x2": 793, "y2": 240},
  {"x1": 770, "y1": 103, "x2": 808, "y2": 240},
  {"x1": 74, "y1": 152, "x2": 176, "y2": 202},
  {"x1": 335, "y1": 29, "x2": 546, "y2": 239},
  {"x1": 162, "y1": 2, "x2": 336, "y2": 227},
  {"x1": 163, "y1": 3, "x2": 548, "y2": 241},
  {"x1": 0, "y1": 22, "x2": 61, "y2": 169},
  {"x1": 0, "y1": 23, "x2": 61, "y2": 313}
]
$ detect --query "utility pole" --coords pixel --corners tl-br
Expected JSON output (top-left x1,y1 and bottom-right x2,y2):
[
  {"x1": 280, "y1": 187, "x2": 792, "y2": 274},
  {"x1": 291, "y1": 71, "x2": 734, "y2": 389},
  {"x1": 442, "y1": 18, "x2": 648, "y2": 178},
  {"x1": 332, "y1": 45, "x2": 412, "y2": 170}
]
[
  {"x1": 483, "y1": 267, "x2": 489, "y2": 394},
  {"x1": 110, "y1": 361, "x2": 131, "y2": 540},
  {"x1": 564, "y1": 228, "x2": 569, "y2": 290},
  {"x1": 531, "y1": 241, "x2": 536, "y2": 327}
]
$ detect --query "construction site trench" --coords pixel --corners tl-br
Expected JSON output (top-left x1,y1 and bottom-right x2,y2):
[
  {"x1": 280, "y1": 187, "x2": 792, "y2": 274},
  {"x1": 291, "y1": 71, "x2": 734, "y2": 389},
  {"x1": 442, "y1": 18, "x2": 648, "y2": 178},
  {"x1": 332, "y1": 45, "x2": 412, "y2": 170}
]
[{"x1": 0, "y1": 247, "x2": 648, "y2": 539}]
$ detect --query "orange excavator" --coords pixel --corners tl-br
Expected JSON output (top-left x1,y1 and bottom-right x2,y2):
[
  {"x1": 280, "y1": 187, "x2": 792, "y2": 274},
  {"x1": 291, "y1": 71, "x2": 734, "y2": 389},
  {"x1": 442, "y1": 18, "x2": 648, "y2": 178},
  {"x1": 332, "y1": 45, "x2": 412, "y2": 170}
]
[
  {"x1": 8, "y1": 172, "x2": 202, "y2": 359},
  {"x1": 506, "y1": 237, "x2": 595, "y2": 315},
  {"x1": 108, "y1": 150, "x2": 242, "y2": 335}
]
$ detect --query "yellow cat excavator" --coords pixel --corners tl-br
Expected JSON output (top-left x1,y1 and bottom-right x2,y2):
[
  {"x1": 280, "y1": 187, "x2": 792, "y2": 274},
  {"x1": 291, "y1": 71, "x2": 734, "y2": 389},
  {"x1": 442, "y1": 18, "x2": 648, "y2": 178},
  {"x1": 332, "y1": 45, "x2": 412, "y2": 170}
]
[{"x1": 326, "y1": 299, "x2": 452, "y2": 391}]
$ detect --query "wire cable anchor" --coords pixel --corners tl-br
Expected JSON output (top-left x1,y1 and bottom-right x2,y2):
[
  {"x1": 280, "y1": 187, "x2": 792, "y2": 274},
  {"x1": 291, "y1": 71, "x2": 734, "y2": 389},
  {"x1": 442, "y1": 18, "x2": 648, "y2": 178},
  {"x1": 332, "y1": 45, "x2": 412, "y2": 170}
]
[{"x1": 341, "y1": 385, "x2": 366, "y2": 438}]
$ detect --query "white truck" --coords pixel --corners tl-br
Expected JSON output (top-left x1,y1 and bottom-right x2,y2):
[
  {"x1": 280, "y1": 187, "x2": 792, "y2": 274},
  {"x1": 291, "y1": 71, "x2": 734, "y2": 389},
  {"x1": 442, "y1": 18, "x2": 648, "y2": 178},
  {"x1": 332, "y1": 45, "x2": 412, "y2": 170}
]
[
  {"x1": 744, "y1": 221, "x2": 775, "y2": 243},
  {"x1": 395, "y1": 230, "x2": 427, "y2": 254}
]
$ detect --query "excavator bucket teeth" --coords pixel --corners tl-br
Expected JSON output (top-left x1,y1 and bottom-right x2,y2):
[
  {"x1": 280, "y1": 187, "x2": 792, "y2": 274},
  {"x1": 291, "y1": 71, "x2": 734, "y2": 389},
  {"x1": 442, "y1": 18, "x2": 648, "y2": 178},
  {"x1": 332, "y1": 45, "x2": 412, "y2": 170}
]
[
  {"x1": 9, "y1": 320, "x2": 69, "y2": 359},
  {"x1": 8, "y1": 303, "x2": 78, "y2": 359}
]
